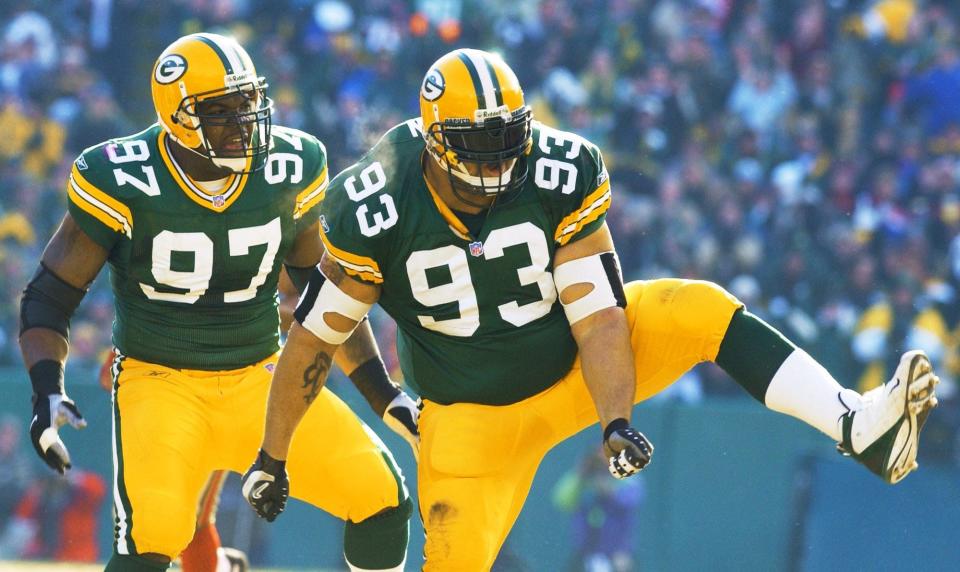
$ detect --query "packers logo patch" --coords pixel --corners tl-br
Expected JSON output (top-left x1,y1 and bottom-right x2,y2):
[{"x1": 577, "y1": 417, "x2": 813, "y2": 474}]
[
  {"x1": 421, "y1": 68, "x2": 445, "y2": 101},
  {"x1": 155, "y1": 54, "x2": 187, "y2": 85}
]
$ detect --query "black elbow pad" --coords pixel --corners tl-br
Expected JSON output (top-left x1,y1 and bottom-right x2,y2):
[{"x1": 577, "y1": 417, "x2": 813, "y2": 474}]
[
  {"x1": 284, "y1": 263, "x2": 315, "y2": 294},
  {"x1": 20, "y1": 263, "x2": 87, "y2": 339}
]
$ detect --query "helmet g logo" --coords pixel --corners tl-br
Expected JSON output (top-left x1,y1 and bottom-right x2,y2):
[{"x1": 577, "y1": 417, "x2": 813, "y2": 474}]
[
  {"x1": 421, "y1": 68, "x2": 445, "y2": 102},
  {"x1": 155, "y1": 54, "x2": 187, "y2": 85}
]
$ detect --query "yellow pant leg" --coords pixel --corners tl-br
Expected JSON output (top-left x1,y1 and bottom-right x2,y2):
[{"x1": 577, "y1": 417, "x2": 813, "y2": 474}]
[
  {"x1": 112, "y1": 358, "x2": 215, "y2": 559},
  {"x1": 416, "y1": 279, "x2": 741, "y2": 570},
  {"x1": 288, "y1": 388, "x2": 405, "y2": 521},
  {"x1": 548, "y1": 278, "x2": 743, "y2": 439},
  {"x1": 419, "y1": 398, "x2": 552, "y2": 572},
  {"x1": 217, "y1": 354, "x2": 404, "y2": 522},
  {"x1": 624, "y1": 278, "x2": 741, "y2": 401}
]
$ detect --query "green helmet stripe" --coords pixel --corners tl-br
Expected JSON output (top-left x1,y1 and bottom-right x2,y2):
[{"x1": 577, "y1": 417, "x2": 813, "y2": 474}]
[
  {"x1": 195, "y1": 34, "x2": 234, "y2": 74},
  {"x1": 457, "y1": 52, "x2": 487, "y2": 110},
  {"x1": 480, "y1": 54, "x2": 504, "y2": 107}
]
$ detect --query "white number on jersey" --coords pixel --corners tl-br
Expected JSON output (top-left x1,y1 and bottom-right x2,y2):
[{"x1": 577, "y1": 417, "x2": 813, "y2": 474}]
[
  {"x1": 265, "y1": 130, "x2": 305, "y2": 185},
  {"x1": 533, "y1": 126, "x2": 582, "y2": 195},
  {"x1": 405, "y1": 222, "x2": 556, "y2": 336},
  {"x1": 406, "y1": 245, "x2": 480, "y2": 336},
  {"x1": 344, "y1": 162, "x2": 399, "y2": 237},
  {"x1": 107, "y1": 140, "x2": 161, "y2": 196},
  {"x1": 140, "y1": 217, "x2": 283, "y2": 304}
]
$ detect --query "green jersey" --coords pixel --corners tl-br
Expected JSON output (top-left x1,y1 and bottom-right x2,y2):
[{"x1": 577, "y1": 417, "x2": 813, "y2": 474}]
[
  {"x1": 319, "y1": 119, "x2": 611, "y2": 405},
  {"x1": 67, "y1": 124, "x2": 328, "y2": 370}
]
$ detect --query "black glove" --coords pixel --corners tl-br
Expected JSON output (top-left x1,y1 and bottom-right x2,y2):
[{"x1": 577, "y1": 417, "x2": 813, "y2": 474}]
[
  {"x1": 29, "y1": 360, "x2": 86, "y2": 474},
  {"x1": 603, "y1": 418, "x2": 654, "y2": 479},
  {"x1": 383, "y1": 392, "x2": 420, "y2": 460},
  {"x1": 241, "y1": 449, "x2": 289, "y2": 522}
]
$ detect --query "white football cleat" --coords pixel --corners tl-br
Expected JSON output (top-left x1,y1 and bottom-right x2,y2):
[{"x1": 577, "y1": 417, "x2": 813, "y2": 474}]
[
  {"x1": 837, "y1": 350, "x2": 939, "y2": 484},
  {"x1": 217, "y1": 547, "x2": 249, "y2": 572}
]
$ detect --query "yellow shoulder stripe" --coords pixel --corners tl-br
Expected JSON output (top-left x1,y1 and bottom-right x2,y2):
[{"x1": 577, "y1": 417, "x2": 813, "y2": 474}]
[
  {"x1": 554, "y1": 179, "x2": 611, "y2": 246},
  {"x1": 68, "y1": 166, "x2": 133, "y2": 238},
  {"x1": 293, "y1": 167, "x2": 328, "y2": 220},
  {"x1": 319, "y1": 224, "x2": 383, "y2": 284}
]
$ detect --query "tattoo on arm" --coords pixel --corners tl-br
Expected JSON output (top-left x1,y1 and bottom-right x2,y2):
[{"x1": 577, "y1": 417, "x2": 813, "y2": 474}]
[
  {"x1": 301, "y1": 351, "x2": 332, "y2": 404},
  {"x1": 320, "y1": 255, "x2": 348, "y2": 286}
]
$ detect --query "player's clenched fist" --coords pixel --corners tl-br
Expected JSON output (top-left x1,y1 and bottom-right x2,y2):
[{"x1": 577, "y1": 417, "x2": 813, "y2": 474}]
[
  {"x1": 241, "y1": 449, "x2": 289, "y2": 522},
  {"x1": 602, "y1": 418, "x2": 654, "y2": 479}
]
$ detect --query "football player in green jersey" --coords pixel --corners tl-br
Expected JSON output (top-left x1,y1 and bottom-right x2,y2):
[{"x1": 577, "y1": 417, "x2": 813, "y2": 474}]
[
  {"x1": 244, "y1": 48, "x2": 939, "y2": 569},
  {"x1": 19, "y1": 33, "x2": 416, "y2": 572}
]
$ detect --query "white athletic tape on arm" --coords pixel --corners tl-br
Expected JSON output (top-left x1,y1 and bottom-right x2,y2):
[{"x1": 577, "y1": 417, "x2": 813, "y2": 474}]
[
  {"x1": 297, "y1": 275, "x2": 373, "y2": 345},
  {"x1": 553, "y1": 251, "x2": 623, "y2": 325}
]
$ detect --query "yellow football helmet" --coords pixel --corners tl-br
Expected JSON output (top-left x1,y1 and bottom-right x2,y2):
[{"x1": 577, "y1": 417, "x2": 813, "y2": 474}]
[
  {"x1": 419, "y1": 48, "x2": 532, "y2": 202},
  {"x1": 151, "y1": 33, "x2": 272, "y2": 172}
]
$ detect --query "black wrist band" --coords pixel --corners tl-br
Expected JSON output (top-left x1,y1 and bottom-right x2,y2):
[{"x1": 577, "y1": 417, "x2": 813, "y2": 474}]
[
  {"x1": 348, "y1": 357, "x2": 400, "y2": 417},
  {"x1": 258, "y1": 449, "x2": 286, "y2": 472},
  {"x1": 603, "y1": 418, "x2": 630, "y2": 442},
  {"x1": 29, "y1": 359, "x2": 64, "y2": 397}
]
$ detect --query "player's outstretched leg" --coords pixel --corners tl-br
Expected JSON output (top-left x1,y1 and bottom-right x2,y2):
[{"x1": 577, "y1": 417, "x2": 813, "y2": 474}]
[{"x1": 715, "y1": 308, "x2": 939, "y2": 483}]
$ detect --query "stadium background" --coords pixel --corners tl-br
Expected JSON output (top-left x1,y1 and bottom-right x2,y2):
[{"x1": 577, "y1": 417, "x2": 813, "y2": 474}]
[{"x1": 0, "y1": 0, "x2": 959, "y2": 569}]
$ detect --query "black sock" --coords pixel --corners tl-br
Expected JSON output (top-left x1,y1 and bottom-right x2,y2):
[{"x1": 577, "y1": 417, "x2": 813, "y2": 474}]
[
  {"x1": 104, "y1": 553, "x2": 170, "y2": 571},
  {"x1": 344, "y1": 497, "x2": 413, "y2": 569},
  {"x1": 715, "y1": 309, "x2": 796, "y2": 403}
]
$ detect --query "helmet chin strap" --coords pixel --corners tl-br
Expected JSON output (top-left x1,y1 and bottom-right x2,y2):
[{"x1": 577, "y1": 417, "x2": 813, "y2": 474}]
[
  {"x1": 431, "y1": 150, "x2": 515, "y2": 195},
  {"x1": 167, "y1": 135, "x2": 247, "y2": 175},
  {"x1": 203, "y1": 126, "x2": 257, "y2": 174},
  {"x1": 211, "y1": 156, "x2": 248, "y2": 172}
]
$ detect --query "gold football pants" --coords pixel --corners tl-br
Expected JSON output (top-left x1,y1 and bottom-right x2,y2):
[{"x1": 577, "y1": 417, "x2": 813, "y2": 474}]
[
  {"x1": 418, "y1": 279, "x2": 742, "y2": 570},
  {"x1": 110, "y1": 352, "x2": 404, "y2": 558}
]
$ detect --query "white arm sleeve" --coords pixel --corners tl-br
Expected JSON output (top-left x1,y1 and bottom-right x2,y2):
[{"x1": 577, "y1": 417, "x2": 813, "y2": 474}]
[
  {"x1": 294, "y1": 269, "x2": 373, "y2": 345},
  {"x1": 553, "y1": 251, "x2": 625, "y2": 325}
]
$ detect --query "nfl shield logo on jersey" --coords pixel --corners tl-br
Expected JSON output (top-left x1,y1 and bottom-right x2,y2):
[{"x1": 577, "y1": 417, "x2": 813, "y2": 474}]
[
  {"x1": 469, "y1": 241, "x2": 484, "y2": 257},
  {"x1": 213, "y1": 195, "x2": 225, "y2": 208}
]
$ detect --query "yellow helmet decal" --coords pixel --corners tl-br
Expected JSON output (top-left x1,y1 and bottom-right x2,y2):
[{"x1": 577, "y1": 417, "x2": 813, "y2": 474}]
[{"x1": 154, "y1": 54, "x2": 187, "y2": 85}]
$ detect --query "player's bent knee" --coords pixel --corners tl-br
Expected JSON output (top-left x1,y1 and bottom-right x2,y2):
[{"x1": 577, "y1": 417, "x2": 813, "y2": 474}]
[
  {"x1": 344, "y1": 497, "x2": 413, "y2": 570},
  {"x1": 127, "y1": 492, "x2": 196, "y2": 559},
  {"x1": 670, "y1": 280, "x2": 742, "y2": 338}
]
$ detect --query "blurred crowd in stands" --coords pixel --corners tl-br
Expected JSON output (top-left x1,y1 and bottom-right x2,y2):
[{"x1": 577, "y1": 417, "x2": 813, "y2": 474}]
[{"x1": 1, "y1": 0, "x2": 959, "y2": 462}]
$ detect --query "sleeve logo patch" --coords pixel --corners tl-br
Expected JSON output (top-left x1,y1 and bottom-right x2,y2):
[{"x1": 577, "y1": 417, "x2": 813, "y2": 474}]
[
  {"x1": 421, "y1": 68, "x2": 445, "y2": 102},
  {"x1": 596, "y1": 169, "x2": 609, "y2": 187},
  {"x1": 155, "y1": 54, "x2": 188, "y2": 85},
  {"x1": 319, "y1": 214, "x2": 330, "y2": 233},
  {"x1": 75, "y1": 155, "x2": 88, "y2": 171}
]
